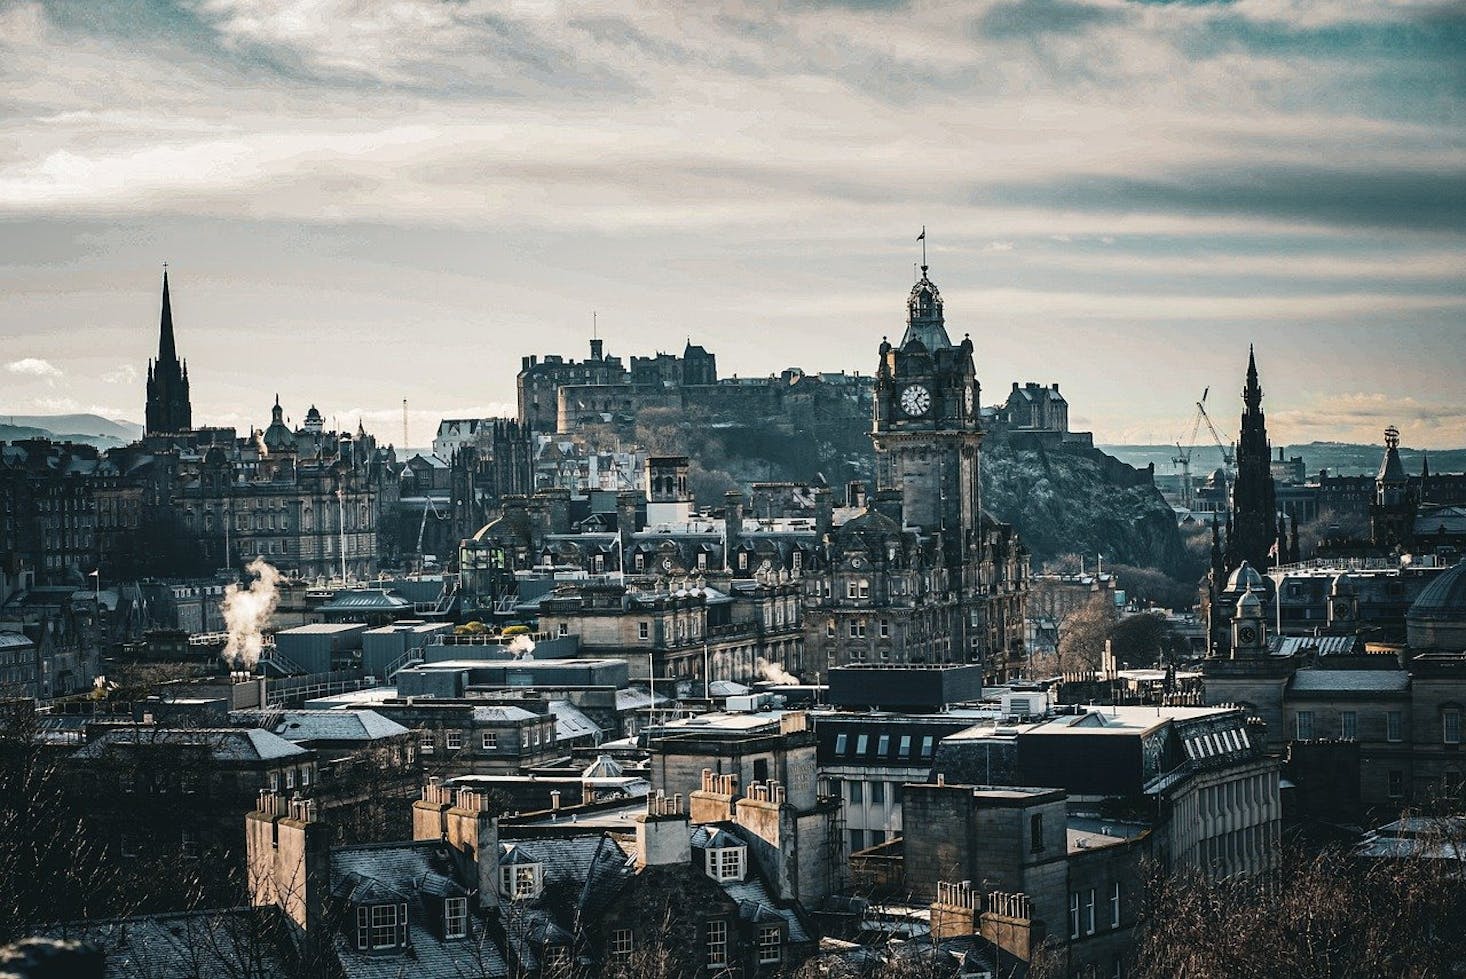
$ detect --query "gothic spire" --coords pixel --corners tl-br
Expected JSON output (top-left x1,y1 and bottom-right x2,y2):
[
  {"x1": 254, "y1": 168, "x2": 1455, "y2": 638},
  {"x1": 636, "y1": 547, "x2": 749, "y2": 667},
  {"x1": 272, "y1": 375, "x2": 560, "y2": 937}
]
[
  {"x1": 158, "y1": 266, "x2": 177, "y2": 365},
  {"x1": 1243, "y1": 344, "x2": 1262, "y2": 412}
]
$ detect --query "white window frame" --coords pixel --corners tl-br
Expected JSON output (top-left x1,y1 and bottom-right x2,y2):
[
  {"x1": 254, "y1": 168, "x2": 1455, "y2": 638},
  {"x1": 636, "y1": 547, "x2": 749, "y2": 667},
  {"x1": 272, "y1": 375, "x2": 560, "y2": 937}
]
[
  {"x1": 706, "y1": 920, "x2": 728, "y2": 969},
  {"x1": 500, "y1": 863, "x2": 544, "y2": 900},
  {"x1": 420, "y1": 732, "x2": 435, "y2": 754},
  {"x1": 758, "y1": 924, "x2": 781, "y2": 964},
  {"x1": 705, "y1": 846, "x2": 746, "y2": 882},
  {"x1": 1110, "y1": 881, "x2": 1121, "y2": 928},
  {"x1": 1296, "y1": 711, "x2": 1314, "y2": 741},
  {"x1": 1084, "y1": 887, "x2": 1096, "y2": 935},
  {"x1": 446, "y1": 730, "x2": 464, "y2": 751},
  {"x1": 1387, "y1": 710, "x2": 1403, "y2": 743},
  {"x1": 1069, "y1": 892, "x2": 1080, "y2": 939},
  {"x1": 482, "y1": 731, "x2": 497, "y2": 750},
  {"x1": 639, "y1": 621, "x2": 650, "y2": 641},
  {"x1": 1341, "y1": 711, "x2": 1357, "y2": 740},
  {"x1": 610, "y1": 928, "x2": 634, "y2": 959},
  {"x1": 1445, "y1": 709, "x2": 1461, "y2": 745},
  {"x1": 444, "y1": 896, "x2": 468, "y2": 939}
]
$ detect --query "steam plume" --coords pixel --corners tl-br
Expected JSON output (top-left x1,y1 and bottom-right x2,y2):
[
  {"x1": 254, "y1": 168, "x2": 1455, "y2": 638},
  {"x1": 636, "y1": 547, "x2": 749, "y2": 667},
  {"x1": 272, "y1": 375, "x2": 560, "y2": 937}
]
[
  {"x1": 756, "y1": 657, "x2": 799, "y2": 685},
  {"x1": 221, "y1": 558, "x2": 281, "y2": 669},
  {"x1": 508, "y1": 634, "x2": 536, "y2": 660}
]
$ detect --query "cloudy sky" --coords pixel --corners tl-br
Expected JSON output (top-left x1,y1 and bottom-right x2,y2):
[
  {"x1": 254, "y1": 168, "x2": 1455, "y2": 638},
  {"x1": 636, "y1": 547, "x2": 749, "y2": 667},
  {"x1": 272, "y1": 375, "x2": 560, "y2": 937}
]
[{"x1": 0, "y1": 0, "x2": 1462, "y2": 449}]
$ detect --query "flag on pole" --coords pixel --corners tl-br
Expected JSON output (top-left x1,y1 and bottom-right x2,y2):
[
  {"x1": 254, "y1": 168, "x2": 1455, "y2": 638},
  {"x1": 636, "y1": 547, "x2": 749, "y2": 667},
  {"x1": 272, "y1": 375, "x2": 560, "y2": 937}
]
[{"x1": 917, "y1": 228, "x2": 925, "y2": 241}]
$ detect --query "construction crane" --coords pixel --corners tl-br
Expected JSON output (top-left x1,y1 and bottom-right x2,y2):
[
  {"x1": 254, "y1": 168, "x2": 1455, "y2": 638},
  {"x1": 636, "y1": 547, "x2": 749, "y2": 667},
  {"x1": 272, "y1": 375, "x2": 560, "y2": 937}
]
[
  {"x1": 1172, "y1": 387, "x2": 1209, "y2": 510},
  {"x1": 1197, "y1": 395, "x2": 1236, "y2": 502}
]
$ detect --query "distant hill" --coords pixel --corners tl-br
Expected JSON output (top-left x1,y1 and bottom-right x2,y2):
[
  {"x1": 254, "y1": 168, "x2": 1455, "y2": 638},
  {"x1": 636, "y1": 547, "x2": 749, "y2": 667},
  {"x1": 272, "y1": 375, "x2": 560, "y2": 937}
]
[
  {"x1": 0, "y1": 413, "x2": 143, "y2": 450},
  {"x1": 1101, "y1": 442, "x2": 1466, "y2": 480}
]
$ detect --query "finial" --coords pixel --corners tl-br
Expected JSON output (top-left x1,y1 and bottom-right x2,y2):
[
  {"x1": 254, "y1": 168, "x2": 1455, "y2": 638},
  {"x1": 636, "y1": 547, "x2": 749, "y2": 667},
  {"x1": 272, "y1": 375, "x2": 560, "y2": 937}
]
[{"x1": 917, "y1": 225, "x2": 927, "y2": 272}]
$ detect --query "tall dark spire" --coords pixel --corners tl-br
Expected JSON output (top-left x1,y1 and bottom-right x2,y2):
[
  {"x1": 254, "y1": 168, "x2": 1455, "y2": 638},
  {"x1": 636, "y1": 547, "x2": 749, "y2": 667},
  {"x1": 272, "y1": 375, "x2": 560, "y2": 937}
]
[
  {"x1": 1243, "y1": 344, "x2": 1262, "y2": 412},
  {"x1": 144, "y1": 265, "x2": 192, "y2": 436},
  {"x1": 1228, "y1": 345, "x2": 1277, "y2": 572},
  {"x1": 158, "y1": 267, "x2": 177, "y2": 364}
]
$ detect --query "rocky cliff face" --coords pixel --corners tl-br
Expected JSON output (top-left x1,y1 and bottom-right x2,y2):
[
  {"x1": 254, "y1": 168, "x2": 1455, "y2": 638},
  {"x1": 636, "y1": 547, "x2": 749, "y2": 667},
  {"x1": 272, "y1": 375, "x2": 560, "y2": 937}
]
[
  {"x1": 980, "y1": 429, "x2": 1186, "y2": 575},
  {"x1": 627, "y1": 403, "x2": 1185, "y2": 575}
]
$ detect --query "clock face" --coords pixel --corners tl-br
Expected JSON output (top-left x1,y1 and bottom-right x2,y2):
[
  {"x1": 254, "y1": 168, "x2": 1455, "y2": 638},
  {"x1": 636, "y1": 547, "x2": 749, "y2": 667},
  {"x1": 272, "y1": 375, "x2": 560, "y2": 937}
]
[
  {"x1": 963, "y1": 386, "x2": 975, "y2": 417},
  {"x1": 1238, "y1": 626, "x2": 1258, "y2": 645},
  {"x1": 1333, "y1": 602, "x2": 1353, "y2": 620},
  {"x1": 661, "y1": 557, "x2": 673, "y2": 571},
  {"x1": 900, "y1": 384, "x2": 932, "y2": 417}
]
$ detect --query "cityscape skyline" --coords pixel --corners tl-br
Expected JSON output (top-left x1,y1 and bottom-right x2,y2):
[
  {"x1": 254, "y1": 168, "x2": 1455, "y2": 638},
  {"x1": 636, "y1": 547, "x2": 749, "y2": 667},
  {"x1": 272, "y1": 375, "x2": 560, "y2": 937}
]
[{"x1": 2, "y1": 0, "x2": 1463, "y2": 446}]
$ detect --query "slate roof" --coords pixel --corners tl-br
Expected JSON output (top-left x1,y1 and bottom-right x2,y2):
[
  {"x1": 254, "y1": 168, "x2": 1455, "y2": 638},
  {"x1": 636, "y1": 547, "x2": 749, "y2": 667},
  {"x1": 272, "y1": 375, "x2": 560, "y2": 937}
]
[
  {"x1": 40, "y1": 907, "x2": 290, "y2": 979},
  {"x1": 548, "y1": 701, "x2": 600, "y2": 743},
  {"x1": 235, "y1": 709, "x2": 409, "y2": 744},
  {"x1": 1288, "y1": 669, "x2": 1411, "y2": 693},
  {"x1": 71, "y1": 728, "x2": 309, "y2": 763},
  {"x1": 329, "y1": 841, "x2": 510, "y2": 979},
  {"x1": 1269, "y1": 635, "x2": 1361, "y2": 657}
]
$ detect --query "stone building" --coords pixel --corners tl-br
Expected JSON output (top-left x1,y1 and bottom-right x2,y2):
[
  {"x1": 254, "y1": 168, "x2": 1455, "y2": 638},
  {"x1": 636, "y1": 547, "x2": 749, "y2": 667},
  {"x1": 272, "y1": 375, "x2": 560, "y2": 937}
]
[{"x1": 144, "y1": 269, "x2": 191, "y2": 437}]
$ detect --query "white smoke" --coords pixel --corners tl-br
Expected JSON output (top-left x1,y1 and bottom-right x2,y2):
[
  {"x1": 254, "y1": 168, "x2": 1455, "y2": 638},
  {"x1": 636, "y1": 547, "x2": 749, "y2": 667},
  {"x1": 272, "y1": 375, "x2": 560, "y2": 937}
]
[
  {"x1": 508, "y1": 634, "x2": 536, "y2": 660},
  {"x1": 221, "y1": 558, "x2": 281, "y2": 669},
  {"x1": 756, "y1": 657, "x2": 799, "y2": 685}
]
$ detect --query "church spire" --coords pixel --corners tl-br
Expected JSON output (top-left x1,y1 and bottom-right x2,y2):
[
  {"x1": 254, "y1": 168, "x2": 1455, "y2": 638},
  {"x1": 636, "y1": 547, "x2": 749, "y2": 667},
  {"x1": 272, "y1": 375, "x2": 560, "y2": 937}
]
[
  {"x1": 158, "y1": 265, "x2": 177, "y2": 365},
  {"x1": 144, "y1": 264, "x2": 192, "y2": 436}
]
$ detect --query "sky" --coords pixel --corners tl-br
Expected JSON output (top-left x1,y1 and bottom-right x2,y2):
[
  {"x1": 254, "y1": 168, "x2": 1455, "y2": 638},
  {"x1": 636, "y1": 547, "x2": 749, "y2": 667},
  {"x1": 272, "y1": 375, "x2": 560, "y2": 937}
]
[{"x1": 0, "y1": 0, "x2": 1462, "y2": 449}]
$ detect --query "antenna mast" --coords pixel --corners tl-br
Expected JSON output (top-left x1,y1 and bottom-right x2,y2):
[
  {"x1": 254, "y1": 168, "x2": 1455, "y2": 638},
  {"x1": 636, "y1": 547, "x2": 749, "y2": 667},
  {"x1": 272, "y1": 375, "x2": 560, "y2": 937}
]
[{"x1": 402, "y1": 399, "x2": 409, "y2": 450}]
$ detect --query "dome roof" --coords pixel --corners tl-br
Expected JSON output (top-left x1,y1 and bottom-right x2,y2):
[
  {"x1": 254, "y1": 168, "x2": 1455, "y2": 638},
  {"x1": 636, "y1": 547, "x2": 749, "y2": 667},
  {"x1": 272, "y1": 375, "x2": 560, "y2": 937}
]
[
  {"x1": 1226, "y1": 561, "x2": 1264, "y2": 593},
  {"x1": 1410, "y1": 561, "x2": 1466, "y2": 619},
  {"x1": 1237, "y1": 588, "x2": 1263, "y2": 615},
  {"x1": 1407, "y1": 561, "x2": 1466, "y2": 651}
]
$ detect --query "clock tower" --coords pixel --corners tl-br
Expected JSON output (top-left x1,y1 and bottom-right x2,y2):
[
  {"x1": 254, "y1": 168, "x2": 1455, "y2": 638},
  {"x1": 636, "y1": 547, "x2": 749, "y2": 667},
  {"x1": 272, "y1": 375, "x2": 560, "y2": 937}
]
[{"x1": 872, "y1": 262, "x2": 983, "y2": 567}]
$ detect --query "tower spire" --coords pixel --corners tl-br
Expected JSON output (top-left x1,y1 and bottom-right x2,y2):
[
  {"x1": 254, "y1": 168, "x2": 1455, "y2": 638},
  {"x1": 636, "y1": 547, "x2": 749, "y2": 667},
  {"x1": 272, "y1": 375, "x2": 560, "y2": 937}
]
[
  {"x1": 158, "y1": 264, "x2": 177, "y2": 364},
  {"x1": 1243, "y1": 343, "x2": 1262, "y2": 412}
]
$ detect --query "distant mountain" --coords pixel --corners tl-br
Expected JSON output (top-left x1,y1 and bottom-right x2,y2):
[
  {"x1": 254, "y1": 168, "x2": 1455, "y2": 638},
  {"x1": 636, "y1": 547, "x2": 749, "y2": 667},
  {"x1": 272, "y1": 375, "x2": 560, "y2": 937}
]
[
  {"x1": 0, "y1": 413, "x2": 143, "y2": 450},
  {"x1": 1101, "y1": 442, "x2": 1466, "y2": 480}
]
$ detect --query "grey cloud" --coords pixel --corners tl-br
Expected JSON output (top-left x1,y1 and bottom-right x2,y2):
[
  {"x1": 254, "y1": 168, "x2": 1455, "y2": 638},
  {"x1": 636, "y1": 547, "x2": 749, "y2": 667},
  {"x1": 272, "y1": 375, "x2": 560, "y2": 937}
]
[
  {"x1": 974, "y1": 0, "x2": 1128, "y2": 39},
  {"x1": 983, "y1": 166, "x2": 1466, "y2": 233}
]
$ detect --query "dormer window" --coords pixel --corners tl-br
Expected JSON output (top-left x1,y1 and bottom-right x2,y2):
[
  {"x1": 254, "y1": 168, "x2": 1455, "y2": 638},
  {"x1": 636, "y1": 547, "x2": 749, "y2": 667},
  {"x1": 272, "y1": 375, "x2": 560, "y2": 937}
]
[
  {"x1": 356, "y1": 902, "x2": 408, "y2": 951},
  {"x1": 444, "y1": 896, "x2": 468, "y2": 939},
  {"x1": 501, "y1": 862, "x2": 544, "y2": 900},
  {"x1": 705, "y1": 845, "x2": 747, "y2": 882}
]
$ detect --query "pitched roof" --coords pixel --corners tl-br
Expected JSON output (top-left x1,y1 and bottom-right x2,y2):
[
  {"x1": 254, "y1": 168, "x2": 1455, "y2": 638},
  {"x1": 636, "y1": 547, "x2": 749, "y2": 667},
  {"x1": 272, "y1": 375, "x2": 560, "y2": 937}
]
[
  {"x1": 72, "y1": 728, "x2": 309, "y2": 763},
  {"x1": 1289, "y1": 669, "x2": 1411, "y2": 693}
]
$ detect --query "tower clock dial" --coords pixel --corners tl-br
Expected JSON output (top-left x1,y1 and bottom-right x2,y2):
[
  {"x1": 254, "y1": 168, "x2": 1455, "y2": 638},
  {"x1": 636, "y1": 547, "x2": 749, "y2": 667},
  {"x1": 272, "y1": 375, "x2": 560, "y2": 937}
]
[
  {"x1": 900, "y1": 384, "x2": 932, "y2": 417},
  {"x1": 1238, "y1": 625, "x2": 1259, "y2": 645}
]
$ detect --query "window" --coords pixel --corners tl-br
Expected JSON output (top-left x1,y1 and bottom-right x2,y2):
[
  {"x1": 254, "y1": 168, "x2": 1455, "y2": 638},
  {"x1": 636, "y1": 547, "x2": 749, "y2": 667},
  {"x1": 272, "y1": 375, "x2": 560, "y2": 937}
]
[
  {"x1": 706, "y1": 920, "x2": 728, "y2": 969},
  {"x1": 855, "y1": 734, "x2": 869, "y2": 755},
  {"x1": 849, "y1": 829, "x2": 865, "y2": 852},
  {"x1": 285, "y1": 768, "x2": 295, "y2": 789},
  {"x1": 301, "y1": 767, "x2": 311, "y2": 787},
  {"x1": 639, "y1": 621, "x2": 650, "y2": 641},
  {"x1": 558, "y1": 623, "x2": 569, "y2": 637},
  {"x1": 846, "y1": 581, "x2": 858, "y2": 599},
  {"x1": 1110, "y1": 882, "x2": 1121, "y2": 928},
  {"x1": 444, "y1": 896, "x2": 468, "y2": 939},
  {"x1": 1069, "y1": 892, "x2": 1080, "y2": 939},
  {"x1": 1445, "y1": 709, "x2": 1461, "y2": 745},
  {"x1": 1031, "y1": 813, "x2": 1045, "y2": 853},
  {"x1": 920, "y1": 736, "x2": 934, "y2": 759},
  {"x1": 825, "y1": 621, "x2": 835, "y2": 638},
  {"x1": 482, "y1": 731, "x2": 497, "y2": 750},
  {"x1": 1341, "y1": 711, "x2": 1357, "y2": 740},
  {"x1": 899, "y1": 735, "x2": 912, "y2": 757},
  {"x1": 706, "y1": 846, "x2": 746, "y2": 881},
  {"x1": 1084, "y1": 888, "x2": 1096, "y2": 935},
  {"x1": 1296, "y1": 711, "x2": 1314, "y2": 741},
  {"x1": 739, "y1": 552, "x2": 749, "y2": 571},
  {"x1": 871, "y1": 781, "x2": 886, "y2": 805},
  {"x1": 876, "y1": 735, "x2": 890, "y2": 756},
  {"x1": 610, "y1": 929, "x2": 633, "y2": 960},
  {"x1": 834, "y1": 733, "x2": 848, "y2": 755},
  {"x1": 758, "y1": 925, "x2": 781, "y2": 964},
  {"x1": 501, "y1": 863, "x2": 544, "y2": 900},
  {"x1": 447, "y1": 730, "x2": 464, "y2": 751},
  {"x1": 268, "y1": 772, "x2": 279, "y2": 791},
  {"x1": 879, "y1": 619, "x2": 890, "y2": 639},
  {"x1": 420, "y1": 732, "x2": 435, "y2": 754},
  {"x1": 858, "y1": 579, "x2": 870, "y2": 599},
  {"x1": 1389, "y1": 770, "x2": 1405, "y2": 799},
  {"x1": 1388, "y1": 711, "x2": 1403, "y2": 743},
  {"x1": 849, "y1": 781, "x2": 863, "y2": 804},
  {"x1": 357, "y1": 903, "x2": 407, "y2": 950}
]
